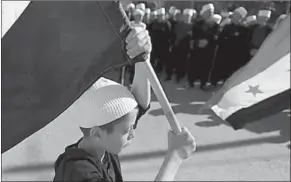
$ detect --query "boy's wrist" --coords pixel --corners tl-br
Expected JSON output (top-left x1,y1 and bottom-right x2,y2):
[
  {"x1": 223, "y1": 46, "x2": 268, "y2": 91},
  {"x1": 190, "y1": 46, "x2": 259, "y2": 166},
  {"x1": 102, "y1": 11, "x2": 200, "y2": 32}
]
[{"x1": 166, "y1": 150, "x2": 183, "y2": 164}]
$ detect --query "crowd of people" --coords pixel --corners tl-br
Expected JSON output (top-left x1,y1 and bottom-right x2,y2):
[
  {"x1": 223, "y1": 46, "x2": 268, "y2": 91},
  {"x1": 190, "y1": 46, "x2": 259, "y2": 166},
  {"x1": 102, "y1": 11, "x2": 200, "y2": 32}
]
[{"x1": 124, "y1": 2, "x2": 288, "y2": 90}]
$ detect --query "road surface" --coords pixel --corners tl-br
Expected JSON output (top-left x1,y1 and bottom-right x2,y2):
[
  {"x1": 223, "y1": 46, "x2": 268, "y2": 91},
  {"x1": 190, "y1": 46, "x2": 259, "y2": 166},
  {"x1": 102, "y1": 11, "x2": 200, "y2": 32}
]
[{"x1": 2, "y1": 73, "x2": 290, "y2": 181}]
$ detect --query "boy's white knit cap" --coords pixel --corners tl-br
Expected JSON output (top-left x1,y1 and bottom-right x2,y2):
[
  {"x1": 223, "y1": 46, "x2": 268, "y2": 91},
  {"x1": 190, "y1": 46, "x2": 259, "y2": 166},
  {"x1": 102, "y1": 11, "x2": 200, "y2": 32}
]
[{"x1": 70, "y1": 77, "x2": 138, "y2": 128}]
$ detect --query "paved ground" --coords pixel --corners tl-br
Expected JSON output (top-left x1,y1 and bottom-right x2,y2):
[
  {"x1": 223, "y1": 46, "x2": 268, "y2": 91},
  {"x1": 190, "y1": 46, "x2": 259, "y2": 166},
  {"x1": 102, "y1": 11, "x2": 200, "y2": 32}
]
[{"x1": 2, "y1": 72, "x2": 290, "y2": 181}]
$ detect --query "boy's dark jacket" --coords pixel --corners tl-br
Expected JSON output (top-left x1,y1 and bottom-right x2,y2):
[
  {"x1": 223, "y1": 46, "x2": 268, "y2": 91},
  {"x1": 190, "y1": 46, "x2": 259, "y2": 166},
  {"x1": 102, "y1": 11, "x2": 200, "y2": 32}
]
[
  {"x1": 53, "y1": 105, "x2": 149, "y2": 181},
  {"x1": 53, "y1": 140, "x2": 123, "y2": 181}
]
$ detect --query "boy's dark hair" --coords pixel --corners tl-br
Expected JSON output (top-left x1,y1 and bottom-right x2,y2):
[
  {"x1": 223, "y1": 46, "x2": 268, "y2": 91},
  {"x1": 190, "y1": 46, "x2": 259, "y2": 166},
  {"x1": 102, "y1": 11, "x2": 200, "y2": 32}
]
[
  {"x1": 80, "y1": 119, "x2": 122, "y2": 136},
  {"x1": 99, "y1": 119, "x2": 121, "y2": 133},
  {"x1": 80, "y1": 106, "x2": 139, "y2": 136}
]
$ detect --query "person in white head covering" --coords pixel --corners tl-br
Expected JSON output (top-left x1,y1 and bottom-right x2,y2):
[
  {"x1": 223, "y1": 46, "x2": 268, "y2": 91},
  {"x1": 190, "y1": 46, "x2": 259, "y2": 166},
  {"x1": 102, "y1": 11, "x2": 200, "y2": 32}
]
[
  {"x1": 244, "y1": 15, "x2": 259, "y2": 62},
  {"x1": 244, "y1": 15, "x2": 257, "y2": 27},
  {"x1": 210, "y1": 14, "x2": 222, "y2": 25},
  {"x1": 257, "y1": 9, "x2": 271, "y2": 26},
  {"x1": 220, "y1": 10, "x2": 231, "y2": 18},
  {"x1": 209, "y1": 14, "x2": 222, "y2": 40},
  {"x1": 250, "y1": 10, "x2": 273, "y2": 58},
  {"x1": 131, "y1": 9, "x2": 146, "y2": 29},
  {"x1": 143, "y1": 8, "x2": 151, "y2": 25},
  {"x1": 190, "y1": 9, "x2": 197, "y2": 22},
  {"x1": 125, "y1": 3, "x2": 135, "y2": 21},
  {"x1": 220, "y1": 17, "x2": 231, "y2": 27},
  {"x1": 169, "y1": 6, "x2": 176, "y2": 14},
  {"x1": 229, "y1": 12, "x2": 233, "y2": 18},
  {"x1": 53, "y1": 22, "x2": 196, "y2": 181},
  {"x1": 157, "y1": 7, "x2": 166, "y2": 22},
  {"x1": 150, "y1": 7, "x2": 172, "y2": 75},
  {"x1": 150, "y1": 10, "x2": 158, "y2": 21},
  {"x1": 231, "y1": 6, "x2": 247, "y2": 24},
  {"x1": 173, "y1": 9, "x2": 181, "y2": 21},
  {"x1": 125, "y1": 3, "x2": 135, "y2": 12},
  {"x1": 200, "y1": 3, "x2": 215, "y2": 21},
  {"x1": 169, "y1": 8, "x2": 193, "y2": 82},
  {"x1": 168, "y1": 6, "x2": 176, "y2": 19},
  {"x1": 188, "y1": 9, "x2": 221, "y2": 90},
  {"x1": 136, "y1": 3, "x2": 146, "y2": 12},
  {"x1": 210, "y1": 6, "x2": 250, "y2": 87},
  {"x1": 165, "y1": 8, "x2": 181, "y2": 81},
  {"x1": 182, "y1": 9, "x2": 194, "y2": 24}
]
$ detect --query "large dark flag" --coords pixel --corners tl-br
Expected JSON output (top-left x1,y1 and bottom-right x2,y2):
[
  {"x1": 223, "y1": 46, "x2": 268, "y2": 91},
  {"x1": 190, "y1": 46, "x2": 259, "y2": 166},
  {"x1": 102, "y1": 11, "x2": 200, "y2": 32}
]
[
  {"x1": 204, "y1": 14, "x2": 290, "y2": 130},
  {"x1": 2, "y1": 1, "x2": 132, "y2": 153}
]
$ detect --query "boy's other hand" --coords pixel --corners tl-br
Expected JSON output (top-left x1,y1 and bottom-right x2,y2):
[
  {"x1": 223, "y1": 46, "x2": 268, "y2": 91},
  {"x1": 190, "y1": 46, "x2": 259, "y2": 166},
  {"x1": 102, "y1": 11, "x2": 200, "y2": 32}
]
[{"x1": 167, "y1": 127, "x2": 196, "y2": 160}]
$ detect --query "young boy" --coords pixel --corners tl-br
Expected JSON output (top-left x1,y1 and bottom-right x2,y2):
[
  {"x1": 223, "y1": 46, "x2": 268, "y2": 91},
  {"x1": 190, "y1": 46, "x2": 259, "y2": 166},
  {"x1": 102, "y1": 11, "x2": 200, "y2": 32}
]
[{"x1": 53, "y1": 25, "x2": 196, "y2": 181}]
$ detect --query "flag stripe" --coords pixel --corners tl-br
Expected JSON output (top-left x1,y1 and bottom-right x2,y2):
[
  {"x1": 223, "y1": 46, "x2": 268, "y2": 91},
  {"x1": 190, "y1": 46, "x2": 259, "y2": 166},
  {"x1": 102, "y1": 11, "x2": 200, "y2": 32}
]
[
  {"x1": 205, "y1": 15, "x2": 290, "y2": 112},
  {"x1": 207, "y1": 15, "x2": 291, "y2": 130},
  {"x1": 221, "y1": 15, "x2": 290, "y2": 92},
  {"x1": 211, "y1": 52, "x2": 290, "y2": 120},
  {"x1": 207, "y1": 15, "x2": 290, "y2": 108},
  {"x1": 226, "y1": 88, "x2": 290, "y2": 130},
  {"x1": 2, "y1": 1, "x2": 126, "y2": 153},
  {"x1": 1, "y1": 1, "x2": 31, "y2": 37}
]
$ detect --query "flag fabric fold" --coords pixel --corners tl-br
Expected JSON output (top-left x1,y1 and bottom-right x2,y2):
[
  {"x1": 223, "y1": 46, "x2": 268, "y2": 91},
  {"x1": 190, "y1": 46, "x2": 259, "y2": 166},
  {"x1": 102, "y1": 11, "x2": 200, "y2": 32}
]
[
  {"x1": 206, "y1": 14, "x2": 290, "y2": 130},
  {"x1": 2, "y1": 1, "x2": 129, "y2": 153}
]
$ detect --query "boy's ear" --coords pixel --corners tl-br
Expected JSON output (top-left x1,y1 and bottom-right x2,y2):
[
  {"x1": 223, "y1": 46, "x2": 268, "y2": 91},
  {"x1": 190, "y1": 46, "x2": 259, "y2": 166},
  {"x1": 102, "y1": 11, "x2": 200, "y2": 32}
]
[{"x1": 90, "y1": 126, "x2": 103, "y2": 138}]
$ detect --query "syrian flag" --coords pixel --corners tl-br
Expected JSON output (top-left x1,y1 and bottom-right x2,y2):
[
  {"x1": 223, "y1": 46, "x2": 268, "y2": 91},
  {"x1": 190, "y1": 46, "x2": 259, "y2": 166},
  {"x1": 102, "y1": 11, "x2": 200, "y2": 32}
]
[
  {"x1": 1, "y1": 1, "x2": 134, "y2": 153},
  {"x1": 204, "y1": 14, "x2": 290, "y2": 130}
]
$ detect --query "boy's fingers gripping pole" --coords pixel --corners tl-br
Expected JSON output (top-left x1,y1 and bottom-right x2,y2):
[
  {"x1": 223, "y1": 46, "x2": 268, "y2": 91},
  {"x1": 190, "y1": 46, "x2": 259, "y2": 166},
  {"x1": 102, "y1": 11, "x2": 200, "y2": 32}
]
[{"x1": 118, "y1": 2, "x2": 182, "y2": 134}]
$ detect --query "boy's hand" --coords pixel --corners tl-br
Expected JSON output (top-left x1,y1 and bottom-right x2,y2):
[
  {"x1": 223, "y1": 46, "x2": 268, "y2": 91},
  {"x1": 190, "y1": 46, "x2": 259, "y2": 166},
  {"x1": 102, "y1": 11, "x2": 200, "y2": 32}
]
[
  {"x1": 125, "y1": 26, "x2": 152, "y2": 59},
  {"x1": 167, "y1": 127, "x2": 196, "y2": 160}
]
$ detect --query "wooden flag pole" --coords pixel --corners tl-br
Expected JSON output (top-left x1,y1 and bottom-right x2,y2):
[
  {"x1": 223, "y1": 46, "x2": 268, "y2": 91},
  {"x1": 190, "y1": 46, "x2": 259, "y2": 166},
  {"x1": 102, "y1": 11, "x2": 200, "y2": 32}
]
[
  {"x1": 142, "y1": 60, "x2": 182, "y2": 134},
  {"x1": 121, "y1": 66, "x2": 126, "y2": 85},
  {"x1": 118, "y1": 2, "x2": 182, "y2": 134}
]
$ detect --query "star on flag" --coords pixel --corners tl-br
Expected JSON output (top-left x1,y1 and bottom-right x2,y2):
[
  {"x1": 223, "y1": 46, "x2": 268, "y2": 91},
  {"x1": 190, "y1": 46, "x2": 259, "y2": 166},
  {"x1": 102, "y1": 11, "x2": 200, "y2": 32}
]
[
  {"x1": 245, "y1": 85, "x2": 264, "y2": 97},
  {"x1": 207, "y1": 14, "x2": 290, "y2": 130}
]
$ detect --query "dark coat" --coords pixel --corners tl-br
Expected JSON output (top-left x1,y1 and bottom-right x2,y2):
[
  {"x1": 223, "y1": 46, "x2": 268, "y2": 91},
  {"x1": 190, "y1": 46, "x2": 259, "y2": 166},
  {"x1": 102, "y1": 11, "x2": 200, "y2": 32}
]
[
  {"x1": 213, "y1": 23, "x2": 249, "y2": 78},
  {"x1": 189, "y1": 19, "x2": 220, "y2": 83}
]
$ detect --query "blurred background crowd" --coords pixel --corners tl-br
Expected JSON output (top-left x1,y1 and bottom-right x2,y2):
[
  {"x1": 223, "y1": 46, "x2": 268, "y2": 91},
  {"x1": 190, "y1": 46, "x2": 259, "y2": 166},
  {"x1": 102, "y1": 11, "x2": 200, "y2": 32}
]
[{"x1": 121, "y1": 1, "x2": 290, "y2": 90}]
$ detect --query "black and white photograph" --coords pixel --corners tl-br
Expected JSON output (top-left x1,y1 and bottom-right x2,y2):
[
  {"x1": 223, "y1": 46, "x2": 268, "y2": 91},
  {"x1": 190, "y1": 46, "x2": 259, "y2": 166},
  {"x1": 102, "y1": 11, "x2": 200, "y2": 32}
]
[{"x1": 1, "y1": 0, "x2": 290, "y2": 181}]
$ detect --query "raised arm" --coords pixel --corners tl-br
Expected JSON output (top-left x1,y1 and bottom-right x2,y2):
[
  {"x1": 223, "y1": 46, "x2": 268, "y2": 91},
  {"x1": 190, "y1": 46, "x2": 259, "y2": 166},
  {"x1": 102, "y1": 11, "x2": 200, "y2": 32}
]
[
  {"x1": 125, "y1": 25, "x2": 151, "y2": 109},
  {"x1": 131, "y1": 61, "x2": 151, "y2": 109},
  {"x1": 154, "y1": 127, "x2": 196, "y2": 181},
  {"x1": 154, "y1": 151, "x2": 182, "y2": 181},
  {"x1": 125, "y1": 25, "x2": 196, "y2": 182}
]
